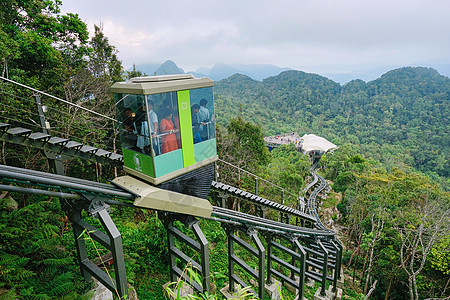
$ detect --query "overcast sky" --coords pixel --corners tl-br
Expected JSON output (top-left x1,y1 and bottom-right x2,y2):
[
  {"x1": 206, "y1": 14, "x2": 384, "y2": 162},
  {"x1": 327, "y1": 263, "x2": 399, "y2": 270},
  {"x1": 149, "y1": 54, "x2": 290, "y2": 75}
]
[{"x1": 61, "y1": 0, "x2": 450, "y2": 74}]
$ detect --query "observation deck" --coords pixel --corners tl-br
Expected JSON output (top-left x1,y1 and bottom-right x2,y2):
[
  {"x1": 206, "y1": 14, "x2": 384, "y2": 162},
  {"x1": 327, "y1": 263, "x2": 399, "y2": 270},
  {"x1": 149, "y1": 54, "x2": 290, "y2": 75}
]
[{"x1": 264, "y1": 132, "x2": 301, "y2": 150}]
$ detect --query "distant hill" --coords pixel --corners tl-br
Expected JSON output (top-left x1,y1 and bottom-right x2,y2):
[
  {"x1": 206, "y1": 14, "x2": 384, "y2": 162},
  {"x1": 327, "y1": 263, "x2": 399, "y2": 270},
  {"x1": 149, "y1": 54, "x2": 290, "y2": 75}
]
[
  {"x1": 156, "y1": 60, "x2": 184, "y2": 75},
  {"x1": 133, "y1": 61, "x2": 289, "y2": 81},
  {"x1": 214, "y1": 67, "x2": 450, "y2": 178},
  {"x1": 321, "y1": 64, "x2": 450, "y2": 84},
  {"x1": 320, "y1": 65, "x2": 400, "y2": 84},
  {"x1": 194, "y1": 63, "x2": 291, "y2": 81},
  {"x1": 132, "y1": 59, "x2": 450, "y2": 83},
  {"x1": 131, "y1": 63, "x2": 160, "y2": 76},
  {"x1": 132, "y1": 60, "x2": 184, "y2": 76}
]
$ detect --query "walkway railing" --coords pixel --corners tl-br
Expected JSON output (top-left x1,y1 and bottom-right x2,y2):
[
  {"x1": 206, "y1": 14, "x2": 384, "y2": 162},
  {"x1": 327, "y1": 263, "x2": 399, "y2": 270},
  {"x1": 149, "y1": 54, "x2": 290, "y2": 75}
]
[
  {"x1": 215, "y1": 158, "x2": 306, "y2": 212},
  {"x1": 0, "y1": 76, "x2": 119, "y2": 156}
]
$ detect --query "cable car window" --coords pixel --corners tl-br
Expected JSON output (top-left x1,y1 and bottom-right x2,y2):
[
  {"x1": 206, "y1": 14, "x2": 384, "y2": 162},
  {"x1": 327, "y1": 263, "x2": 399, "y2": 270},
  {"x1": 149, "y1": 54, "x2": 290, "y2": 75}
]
[
  {"x1": 115, "y1": 93, "x2": 146, "y2": 153},
  {"x1": 189, "y1": 87, "x2": 215, "y2": 143},
  {"x1": 148, "y1": 92, "x2": 181, "y2": 156}
]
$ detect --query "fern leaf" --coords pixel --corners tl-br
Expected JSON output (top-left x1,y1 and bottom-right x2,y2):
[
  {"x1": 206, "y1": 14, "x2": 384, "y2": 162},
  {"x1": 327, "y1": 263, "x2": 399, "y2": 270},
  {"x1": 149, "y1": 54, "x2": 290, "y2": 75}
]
[
  {"x1": 19, "y1": 269, "x2": 36, "y2": 280},
  {"x1": 48, "y1": 281, "x2": 74, "y2": 296},
  {"x1": 41, "y1": 257, "x2": 73, "y2": 267}
]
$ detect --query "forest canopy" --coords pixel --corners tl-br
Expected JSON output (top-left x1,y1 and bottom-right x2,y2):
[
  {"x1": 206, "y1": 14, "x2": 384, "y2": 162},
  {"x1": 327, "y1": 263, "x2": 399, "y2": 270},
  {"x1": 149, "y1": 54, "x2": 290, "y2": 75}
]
[{"x1": 215, "y1": 68, "x2": 450, "y2": 183}]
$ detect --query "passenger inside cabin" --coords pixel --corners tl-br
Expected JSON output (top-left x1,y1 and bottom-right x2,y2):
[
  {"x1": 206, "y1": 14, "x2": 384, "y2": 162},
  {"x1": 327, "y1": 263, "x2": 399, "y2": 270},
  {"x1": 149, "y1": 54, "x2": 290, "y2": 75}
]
[
  {"x1": 135, "y1": 106, "x2": 152, "y2": 155},
  {"x1": 147, "y1": 100, "x2": 159, "y2": 155},
  {"x1": 156, "y1": 99, "x2": 170, "y2": 121},
  {"x1": 123, "y1": 107, "x2": 136, "y2": 133},
  {"x1": 159, "y1": 108, "x2": 179, "y2": 154},
  {"x1": 198, "y1": 98, "x2": 210, "y2": 141},
  {"x1": 191, "y1": 104, "x2": 202, "y2": 144},
  {"x1": 122, "y1": 107, "x2": 138, "y2": 150}
]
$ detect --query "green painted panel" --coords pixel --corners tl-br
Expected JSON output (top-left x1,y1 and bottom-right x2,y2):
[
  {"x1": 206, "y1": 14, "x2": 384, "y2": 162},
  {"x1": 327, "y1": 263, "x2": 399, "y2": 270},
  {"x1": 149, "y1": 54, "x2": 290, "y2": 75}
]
[
  {"x1": 194, "y1": 138, "x2": 217, "y2": 163},
  {"x1": 123, "y1": 148, "x2": 155, "y2": 177},
  {"x1": 177, "y1": 90, "x2": 195, "y2": 166},
  {"x1": 154, "y1": 148, "x2": 184, "y2": 177}
]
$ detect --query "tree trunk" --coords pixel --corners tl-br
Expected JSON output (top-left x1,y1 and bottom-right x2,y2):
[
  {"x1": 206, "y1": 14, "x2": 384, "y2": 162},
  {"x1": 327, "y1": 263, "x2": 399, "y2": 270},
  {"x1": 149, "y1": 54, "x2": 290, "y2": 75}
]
[
  {"x1": 441, "y1": 277, "x2": 450, "y2": 297},
  {"x1": 364, "y1": 245, "x2": 375, "y2": 294},
  {"x1": 1, "y1": 141, "x2": 5, "y2": 164},
  {"x1": 353, "y1": 252, "x2": 358, "y2": 283},
  {"x1": 348, "y1": 246, "x2": 360, "y2": 267},
  {"x1": 413, "y1": 273, "x2": 419, "y2": 300},
  {"x1": 361, "y1": 250, "x2": 369, "y2": 290},
  {"x1": 384, "y1": 279, "x2": 392, "y2": 300},
  {"x1": 408, "y1": 276, "x2": 415, "y2": 300},
  {"x1": 364, "y1": 279, "x2": 377, "y2": 300}
]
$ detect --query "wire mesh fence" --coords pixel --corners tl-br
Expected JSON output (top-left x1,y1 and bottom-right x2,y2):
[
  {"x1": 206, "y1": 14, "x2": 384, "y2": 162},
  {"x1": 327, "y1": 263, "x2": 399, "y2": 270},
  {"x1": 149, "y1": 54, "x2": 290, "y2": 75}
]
[{"x1": 0, "y1": 76, "x2": 119, "y2": 154}]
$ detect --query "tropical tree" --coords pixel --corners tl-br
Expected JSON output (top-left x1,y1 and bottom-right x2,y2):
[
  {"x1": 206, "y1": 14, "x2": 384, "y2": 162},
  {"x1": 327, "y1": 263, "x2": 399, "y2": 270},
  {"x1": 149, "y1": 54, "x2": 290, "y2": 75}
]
[
  {"x1": 220, "y1": 116, "x2": 271, "y2": 170},
  {"x1": 394, "y1": 194, "x2": 450, "y2": 300}
]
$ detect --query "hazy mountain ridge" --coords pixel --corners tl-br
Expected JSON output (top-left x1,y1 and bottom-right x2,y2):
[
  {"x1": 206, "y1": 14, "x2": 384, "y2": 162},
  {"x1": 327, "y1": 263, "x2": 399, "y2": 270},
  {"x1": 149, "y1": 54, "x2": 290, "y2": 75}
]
[
  {"x1": 132, "y1": 60, "x2": 450, "y2": 83},
  {"x1": 133, "y1": 60, "x2": 290, "y2": 81},
  {"x1": 214, "y1": 67, "x2": 450, "y2": 178},
  {"x1": 156, "y1": 60, "x2": 184, "y2": 75}
]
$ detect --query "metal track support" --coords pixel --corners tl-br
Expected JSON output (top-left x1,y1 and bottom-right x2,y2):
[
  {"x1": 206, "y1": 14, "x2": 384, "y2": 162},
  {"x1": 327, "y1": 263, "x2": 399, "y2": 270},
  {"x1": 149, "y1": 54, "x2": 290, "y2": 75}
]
[
  {"x1": 266, "y1": 235, "x2": 307, "y2": 300},
  {"x1": 218, "y1": 192, "x2": 228, "y2": 208},
  {"x1": 252, "y1": 229, "x2": 266, "y2": 298},
  {"x1": 318, "y1": 241, "x2": 329, "y2": 296},
  {"x1": 34, "y1": 95, "x2": 65, "y2": 175},
  {"x1": 226, "y1": 225, "x2": 236, "y2": 294},
  {"x1": 293, "y1": 239, "x2": 307, "y2": 300},
  {"x1": 97, "y1": 209, "x2": 128, "y2": 297},
  {"x1": 67, "y1": 203, "x2": 128, "y2": 298},
  {"x1": 164, "y1": 214, "x2": 211, "y2": 294},
  {"x1": 224, "y1": 225, "x2": 265, "y2": 299},
  {"x1": 331, "y1": 240, "x2": 343, "y2": 291},
  {"x1": 192, "y1": 221, "x2": 211, "y2": 293}
]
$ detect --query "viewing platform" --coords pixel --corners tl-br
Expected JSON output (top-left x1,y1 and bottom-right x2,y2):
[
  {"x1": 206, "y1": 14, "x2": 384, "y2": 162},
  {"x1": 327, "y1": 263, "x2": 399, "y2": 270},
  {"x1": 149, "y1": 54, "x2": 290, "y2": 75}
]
[
  {"x1": 264, "y1": 132, "x2": 301, "y2": 150},
  {"x1": 264, "y1": 133, "x2": 338, "y2": 162}
]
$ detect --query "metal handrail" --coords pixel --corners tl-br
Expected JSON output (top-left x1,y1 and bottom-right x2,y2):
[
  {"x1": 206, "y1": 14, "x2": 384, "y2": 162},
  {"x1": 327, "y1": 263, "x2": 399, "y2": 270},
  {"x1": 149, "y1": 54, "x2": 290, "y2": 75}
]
[
  {"x1": 217, "y1": 158, "x2": 298, "y2": 199},
  {"x1": 0, "y1": 76, "x2": 117, "y2": 122}
]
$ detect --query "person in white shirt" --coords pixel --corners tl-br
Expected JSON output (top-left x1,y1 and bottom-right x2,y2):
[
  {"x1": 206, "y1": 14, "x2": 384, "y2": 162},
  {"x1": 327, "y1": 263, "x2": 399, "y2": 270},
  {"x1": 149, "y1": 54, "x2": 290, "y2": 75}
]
[
  {"x1": 198, "y1": 98, "x2": 210, "y2": 141},
  {"x1": 136, "y1": 100, "x2": 159, "y2": 155}
]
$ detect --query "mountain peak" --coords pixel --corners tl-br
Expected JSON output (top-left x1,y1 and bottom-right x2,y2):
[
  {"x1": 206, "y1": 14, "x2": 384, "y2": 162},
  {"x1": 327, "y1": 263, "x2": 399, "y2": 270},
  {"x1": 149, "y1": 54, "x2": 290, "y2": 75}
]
[{"x1": 156, "y1": 60, "x2": 185, "y2": 75}]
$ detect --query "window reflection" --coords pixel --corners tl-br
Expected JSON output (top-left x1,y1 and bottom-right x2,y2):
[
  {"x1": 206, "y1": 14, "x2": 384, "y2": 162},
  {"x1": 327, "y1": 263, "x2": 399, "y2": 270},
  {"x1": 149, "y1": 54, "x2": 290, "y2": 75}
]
[{"x1": 189, "y1": 87, "x2": 215, "y2": 144}]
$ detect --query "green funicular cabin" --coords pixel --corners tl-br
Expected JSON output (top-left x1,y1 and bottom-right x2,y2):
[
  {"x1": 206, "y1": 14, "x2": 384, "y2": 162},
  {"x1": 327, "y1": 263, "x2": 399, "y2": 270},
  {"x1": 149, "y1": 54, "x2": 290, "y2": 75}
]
[{"x1": 111, "y1": 74, "x2": 217, "y2": 217}]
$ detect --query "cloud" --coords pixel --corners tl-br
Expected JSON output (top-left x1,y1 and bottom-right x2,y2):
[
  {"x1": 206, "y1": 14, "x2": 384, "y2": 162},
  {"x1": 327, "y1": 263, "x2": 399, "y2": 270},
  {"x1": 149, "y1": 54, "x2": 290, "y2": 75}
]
[
  {"x1": 100, "y1": 20, "x2": 154, "y2": 48},
  {"x1": 61, "y1": 0, "x2": 450, "y2": 72}
]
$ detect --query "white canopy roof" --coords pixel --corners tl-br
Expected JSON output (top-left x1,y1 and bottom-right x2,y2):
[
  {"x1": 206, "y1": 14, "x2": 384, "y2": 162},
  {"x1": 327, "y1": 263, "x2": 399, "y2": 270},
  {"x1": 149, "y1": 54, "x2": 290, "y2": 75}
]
[{"x1": 300, "y1": 134, "x2": 338, "y2": 153}]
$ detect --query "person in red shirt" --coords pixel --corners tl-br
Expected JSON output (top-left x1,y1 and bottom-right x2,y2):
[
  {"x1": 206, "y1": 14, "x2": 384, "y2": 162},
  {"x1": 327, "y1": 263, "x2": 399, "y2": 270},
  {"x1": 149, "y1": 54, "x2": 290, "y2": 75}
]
[{"x1": 159, "y1": 108, "x2": 179, "y2": 154}]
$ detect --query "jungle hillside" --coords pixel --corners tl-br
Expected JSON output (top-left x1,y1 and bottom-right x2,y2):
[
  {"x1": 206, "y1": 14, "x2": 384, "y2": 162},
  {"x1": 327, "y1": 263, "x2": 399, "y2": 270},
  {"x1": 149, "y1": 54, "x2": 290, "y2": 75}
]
[{"x1": 0, "y1": 1, "x2": 449, "y2": 300}]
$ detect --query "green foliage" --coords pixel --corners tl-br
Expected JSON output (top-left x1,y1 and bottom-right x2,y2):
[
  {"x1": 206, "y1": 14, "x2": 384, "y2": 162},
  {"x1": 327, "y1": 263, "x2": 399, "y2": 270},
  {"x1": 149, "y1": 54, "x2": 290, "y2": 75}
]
[
  {"x1": 215, "y1": 68, "x2": 450, "y2": 184},
  {"x1": 225, "y1": 116, "x2": 271, "y2": 167},
  {"x1": 90, "y1": 24, "x2": 123, "y2": 83},
  {"x1": 0, "y1": 193, "x2": 90, "y2": 298},
  {"x1": 165, "y1": 264, "x2": 257, "y2": 300},
  {"x1": 430, "y1": 235, "x2": 450, "y2": 275},
  {"x1": 1, "y1": 2, "x2": 449, "y2": 300},
  {"x1": 126, "y1": 64, "x2": 147, "y2": 79},
  {"x1": 258, "y1": 144, "x2": 310, "y2": 201},
  {"x1": 333, "y1": 171, "x2": 356, "y2": 193},
  {"x1": 0, "y1": 253, "x2": 34, "y2": 285},
  {"x1": 330, "y1": 145, "x2": 450, "y2": 299}
]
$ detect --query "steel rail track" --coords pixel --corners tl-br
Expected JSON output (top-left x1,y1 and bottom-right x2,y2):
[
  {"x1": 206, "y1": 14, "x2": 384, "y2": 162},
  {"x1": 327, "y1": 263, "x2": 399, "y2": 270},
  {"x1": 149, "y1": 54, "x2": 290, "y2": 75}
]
[
  {"x1": 0, "y1": 163, "x2": 335, "y2": 239},
  {"x1": 0, "y1": 164, "x2": 133, "y2": 200},
  {"x1": 211, "y1": 206, "x2": 335, "y2": 237}
]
